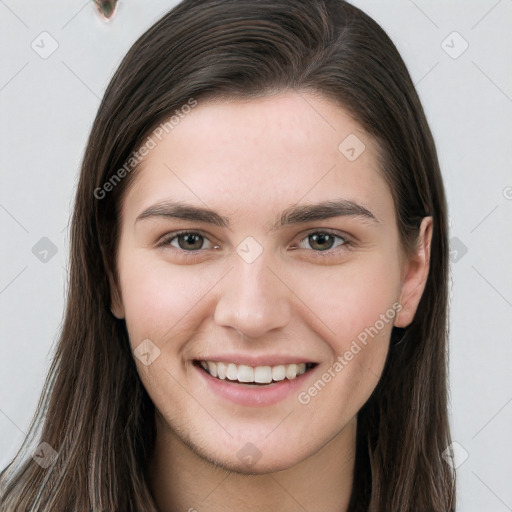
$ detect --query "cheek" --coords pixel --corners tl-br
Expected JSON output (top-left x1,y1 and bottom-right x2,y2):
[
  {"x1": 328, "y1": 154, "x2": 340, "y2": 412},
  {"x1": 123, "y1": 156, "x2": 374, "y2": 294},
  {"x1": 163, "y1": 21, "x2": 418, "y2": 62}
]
[
  {"x1": 301, "y1": 250, "x2": 402, "y2": 345},
  {"x1": 118, "y1": 254, "x2": 211, "y2": 346},
  {"x1": 293, "y1": 252, "x2": 401, "y2": 408}
]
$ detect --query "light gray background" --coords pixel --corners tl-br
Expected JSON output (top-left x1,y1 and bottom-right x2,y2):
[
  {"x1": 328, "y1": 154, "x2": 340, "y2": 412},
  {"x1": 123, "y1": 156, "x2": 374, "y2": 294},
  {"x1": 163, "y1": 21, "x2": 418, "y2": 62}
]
[{"x1": 1, "y1": 1, "x2": 511, "y2": 510}]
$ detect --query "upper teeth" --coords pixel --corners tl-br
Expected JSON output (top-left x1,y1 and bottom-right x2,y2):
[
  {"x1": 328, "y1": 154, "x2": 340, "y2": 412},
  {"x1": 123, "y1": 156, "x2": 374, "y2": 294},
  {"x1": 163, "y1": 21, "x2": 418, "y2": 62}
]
[{"x1": 199, "y1": 361, "x2": 307, "y2": 383}]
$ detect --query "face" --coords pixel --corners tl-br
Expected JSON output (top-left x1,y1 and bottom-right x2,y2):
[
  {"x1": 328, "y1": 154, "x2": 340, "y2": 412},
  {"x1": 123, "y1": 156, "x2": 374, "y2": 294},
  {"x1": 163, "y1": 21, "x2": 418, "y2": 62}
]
[{"x1": 111, "y1": 90, "x2": 431, "y2": 473}]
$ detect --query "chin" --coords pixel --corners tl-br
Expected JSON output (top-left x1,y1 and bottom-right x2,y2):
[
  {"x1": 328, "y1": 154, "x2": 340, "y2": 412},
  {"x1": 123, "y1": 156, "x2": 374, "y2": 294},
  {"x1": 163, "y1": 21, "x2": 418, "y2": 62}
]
[
  {"x1": 205, "y1": 449, "x2": 305, "y2": 476},
  {"x1": 193, "y1": 433, "x2": 318, "y2": 475}
]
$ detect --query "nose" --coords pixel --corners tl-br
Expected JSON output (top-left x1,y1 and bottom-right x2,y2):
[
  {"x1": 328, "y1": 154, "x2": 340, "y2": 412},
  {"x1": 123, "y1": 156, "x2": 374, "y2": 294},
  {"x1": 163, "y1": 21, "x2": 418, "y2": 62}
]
[{"x1": 214, "y1": 251, "x2": 292, "y2": 340}]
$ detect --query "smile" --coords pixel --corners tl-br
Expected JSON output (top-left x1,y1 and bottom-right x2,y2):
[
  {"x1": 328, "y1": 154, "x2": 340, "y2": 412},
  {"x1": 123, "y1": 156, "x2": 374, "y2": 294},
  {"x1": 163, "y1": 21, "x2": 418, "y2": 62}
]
[{"x1": 195, "y1": 360, "x2": 317, "y2": 385}]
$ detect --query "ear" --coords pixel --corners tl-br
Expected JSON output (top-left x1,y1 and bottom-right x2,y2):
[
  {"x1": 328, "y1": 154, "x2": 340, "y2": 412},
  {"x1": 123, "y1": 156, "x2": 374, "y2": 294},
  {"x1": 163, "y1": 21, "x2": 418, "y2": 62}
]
[
  {"x1": 394, "y1": 216, "x2": 433, "y2": 328},
  {"x1": 108, "y1": 270, "x2": 125, "y2": 319}
]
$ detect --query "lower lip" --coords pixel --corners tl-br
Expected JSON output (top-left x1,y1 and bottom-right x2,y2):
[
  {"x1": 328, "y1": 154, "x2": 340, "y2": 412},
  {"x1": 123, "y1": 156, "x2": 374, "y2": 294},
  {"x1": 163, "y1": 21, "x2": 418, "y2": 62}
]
[{"x1": 195, "y1": 364, "x2": 316, "y2": 407}]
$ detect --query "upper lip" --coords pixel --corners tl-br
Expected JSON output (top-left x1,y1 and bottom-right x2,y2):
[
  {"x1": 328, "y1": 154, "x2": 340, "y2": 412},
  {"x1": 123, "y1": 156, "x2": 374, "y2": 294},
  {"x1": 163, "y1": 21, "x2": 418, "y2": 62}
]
[{"x1": 194, "y1": 355, "x2": 317, "y2": 367}]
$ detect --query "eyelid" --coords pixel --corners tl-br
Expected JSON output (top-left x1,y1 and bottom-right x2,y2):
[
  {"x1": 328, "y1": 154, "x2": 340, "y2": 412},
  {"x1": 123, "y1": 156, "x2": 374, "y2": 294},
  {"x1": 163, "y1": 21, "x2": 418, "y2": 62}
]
[
  {"x1": 294, "y1": 228, "x2": 351, "y2": 253},
  {"x1": 158, "y1": 229, "x2": 218, "y2": 249}
]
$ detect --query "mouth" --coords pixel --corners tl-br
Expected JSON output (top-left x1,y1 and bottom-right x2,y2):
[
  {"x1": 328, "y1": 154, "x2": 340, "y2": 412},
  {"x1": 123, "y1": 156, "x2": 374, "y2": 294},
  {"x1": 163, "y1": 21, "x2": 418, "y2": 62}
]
[{"x1": 194, "y1": 360, "x2": 318, "y2": 386}]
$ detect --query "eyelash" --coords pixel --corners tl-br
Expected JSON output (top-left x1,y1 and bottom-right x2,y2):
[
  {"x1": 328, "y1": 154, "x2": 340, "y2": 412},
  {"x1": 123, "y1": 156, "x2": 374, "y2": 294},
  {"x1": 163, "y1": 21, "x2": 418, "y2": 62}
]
[{"x1": 158, "y1": 229, "x2": 352, "y2": 259}]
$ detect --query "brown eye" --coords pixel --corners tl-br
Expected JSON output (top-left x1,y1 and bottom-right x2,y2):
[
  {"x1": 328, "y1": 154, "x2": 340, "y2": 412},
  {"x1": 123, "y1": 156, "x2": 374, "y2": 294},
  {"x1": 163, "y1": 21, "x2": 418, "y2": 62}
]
[
  {"x1": 298, "y1": 231, "x2": 348, "y2": 252},
  {"x1": 161, "y1": 231, "x2": 214, "y2": 251}
]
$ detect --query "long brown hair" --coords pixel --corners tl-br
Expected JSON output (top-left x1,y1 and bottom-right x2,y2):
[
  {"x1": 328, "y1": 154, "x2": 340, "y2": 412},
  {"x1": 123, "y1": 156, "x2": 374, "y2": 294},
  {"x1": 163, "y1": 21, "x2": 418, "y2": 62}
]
[{"x1": 0, "y1": 1, "x2": 455, "y2": 510}]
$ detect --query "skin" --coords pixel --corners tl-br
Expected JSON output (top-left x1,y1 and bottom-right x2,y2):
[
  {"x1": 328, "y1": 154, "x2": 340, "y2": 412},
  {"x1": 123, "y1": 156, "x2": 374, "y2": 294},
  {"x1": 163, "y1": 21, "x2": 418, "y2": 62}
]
[{"x1": 110, "y1": 90, "x2": 432, "y2": 512}]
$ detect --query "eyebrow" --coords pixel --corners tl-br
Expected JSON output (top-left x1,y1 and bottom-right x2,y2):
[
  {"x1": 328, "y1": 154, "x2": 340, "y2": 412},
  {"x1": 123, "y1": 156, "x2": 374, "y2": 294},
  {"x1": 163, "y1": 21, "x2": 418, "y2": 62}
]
[{"x1": 135, "y1": 198, "x2": 379, "y2": 230}]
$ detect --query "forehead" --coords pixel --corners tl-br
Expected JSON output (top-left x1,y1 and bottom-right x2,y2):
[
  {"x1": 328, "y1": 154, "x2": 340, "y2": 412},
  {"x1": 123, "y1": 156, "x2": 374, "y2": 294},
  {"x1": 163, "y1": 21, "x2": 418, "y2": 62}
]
[{"x1": 121, "y1": 91, "x2": 394, "y2": 225}]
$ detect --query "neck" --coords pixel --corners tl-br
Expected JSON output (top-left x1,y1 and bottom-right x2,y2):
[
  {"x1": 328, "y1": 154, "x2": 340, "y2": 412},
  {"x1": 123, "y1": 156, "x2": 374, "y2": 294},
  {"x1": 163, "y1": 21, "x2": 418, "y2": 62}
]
[{"x1": 148, "y1": 416, "x2": 357, "y2": 512}]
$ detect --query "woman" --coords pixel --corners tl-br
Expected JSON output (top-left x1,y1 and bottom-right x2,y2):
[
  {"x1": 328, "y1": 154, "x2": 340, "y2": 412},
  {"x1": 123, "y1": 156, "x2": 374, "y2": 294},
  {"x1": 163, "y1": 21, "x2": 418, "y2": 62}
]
[{"x1": 0, "y1": 0, "x2": 456, "y2": 510}]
